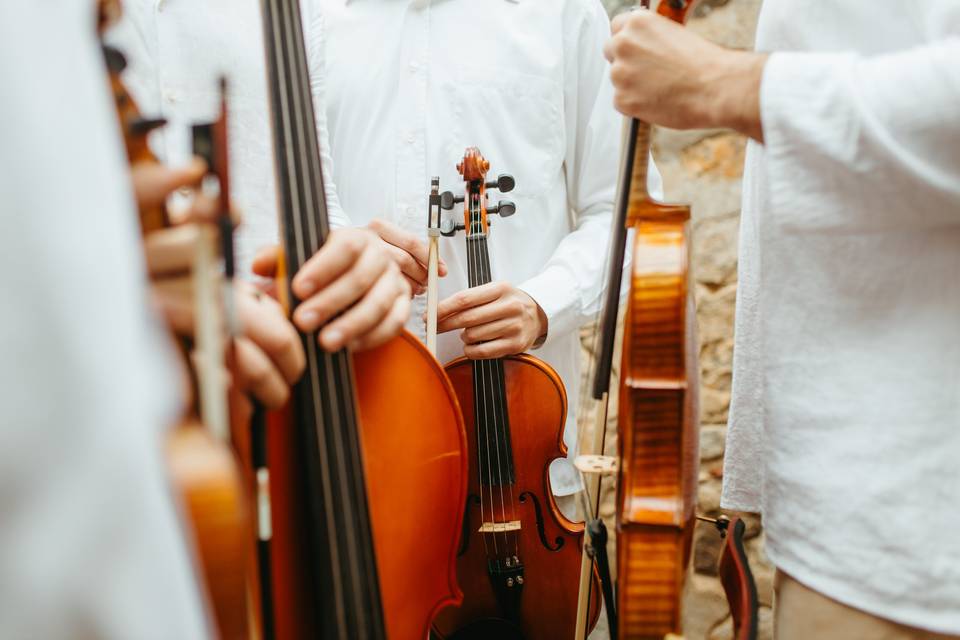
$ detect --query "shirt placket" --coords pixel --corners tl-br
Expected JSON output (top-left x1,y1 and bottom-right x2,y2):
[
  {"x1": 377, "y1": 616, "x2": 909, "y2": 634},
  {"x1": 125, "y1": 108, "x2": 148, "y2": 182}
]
[{"x1": 395, "y1": 1, "x2": 431, "y2": 338}]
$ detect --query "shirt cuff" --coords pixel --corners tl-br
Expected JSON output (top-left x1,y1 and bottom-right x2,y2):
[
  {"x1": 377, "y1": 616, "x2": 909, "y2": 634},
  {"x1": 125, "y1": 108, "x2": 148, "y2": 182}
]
[{"x1": 517, "y1": 264, "x2": 580, "y2": 350}]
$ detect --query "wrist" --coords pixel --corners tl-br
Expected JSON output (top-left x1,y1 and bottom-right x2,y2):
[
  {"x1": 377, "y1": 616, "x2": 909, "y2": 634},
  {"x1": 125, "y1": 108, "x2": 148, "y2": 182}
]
[
  {"x1": 701, "y1": 50, "x2": 768, "y2": 142},
  {"x1": 531, "y1": 301, "x2": 548, "y2": 349}
]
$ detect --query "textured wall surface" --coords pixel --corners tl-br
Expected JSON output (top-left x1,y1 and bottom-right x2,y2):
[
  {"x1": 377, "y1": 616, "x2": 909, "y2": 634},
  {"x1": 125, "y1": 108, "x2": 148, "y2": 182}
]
[{"x1": 586, "y1": 1, "x2": 771, "y2": 638}]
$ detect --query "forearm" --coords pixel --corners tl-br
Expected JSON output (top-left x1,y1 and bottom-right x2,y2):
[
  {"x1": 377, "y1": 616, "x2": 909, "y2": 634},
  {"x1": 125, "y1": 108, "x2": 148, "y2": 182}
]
[{"x1": 700, "y1": 50, "x2": 768, "y2": 142}]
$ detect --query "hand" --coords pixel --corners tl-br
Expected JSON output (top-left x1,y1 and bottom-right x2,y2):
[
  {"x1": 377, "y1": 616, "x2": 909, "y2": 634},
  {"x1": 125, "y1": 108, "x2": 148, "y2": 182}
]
[
  {"x1": 367, "y1": 218, "x2": 447, "y2": 296},
  {"x1": 252, "y1": 227, "x2": 411, "y2": 352},
  {"x1": 604, "y1": 9, "x2": 766, "y2": 140},
  {"x1": 147, "y1": 229, "x2": 306, "y2": 409},
  {"x1": 435, "y1": 282, "x2": 548, "y2": 360},
  {"x1": 131, "y1": 157, "x2": 207, "y2": 212}
]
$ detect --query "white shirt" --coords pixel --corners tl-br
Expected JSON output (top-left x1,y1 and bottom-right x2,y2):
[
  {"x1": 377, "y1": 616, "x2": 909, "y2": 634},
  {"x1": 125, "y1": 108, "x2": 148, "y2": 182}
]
[
  {"x1": 108, "y1": 0, "x2": 348, "y2": 274},
  {"x1": 314, "y1": 0, "x2": 661, "y2": 495},
  {"x1": 0, "y1": 2, "x2": 208, "y2": 637},
  {"x1": 723, "y1": 0, "x2": 960, "y2": 632}
]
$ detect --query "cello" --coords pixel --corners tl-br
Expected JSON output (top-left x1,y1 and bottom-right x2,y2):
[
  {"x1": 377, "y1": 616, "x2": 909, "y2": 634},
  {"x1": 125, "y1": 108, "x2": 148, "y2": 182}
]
[
  {"x1": 431, "y1": 148, "x2": 602, "y2": 640},
  {"x1": 257, "y1": 1, "x2": 467, "y2": 638},
  {"x1": 572, "y1": 1, "x2": 758, "y2": 638}
]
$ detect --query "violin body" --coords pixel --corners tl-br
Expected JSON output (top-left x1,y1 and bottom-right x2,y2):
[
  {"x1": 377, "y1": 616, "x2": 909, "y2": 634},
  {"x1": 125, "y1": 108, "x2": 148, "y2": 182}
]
[
  {"x1": 167, "y1": 422, "x2": 251, "y2": 640},
  {"x1": 434, "y1": 355, "x2": 602, "y2": 640},
  {"x1": 266, "y1": 331, "x2": 467, "y2": 640}
]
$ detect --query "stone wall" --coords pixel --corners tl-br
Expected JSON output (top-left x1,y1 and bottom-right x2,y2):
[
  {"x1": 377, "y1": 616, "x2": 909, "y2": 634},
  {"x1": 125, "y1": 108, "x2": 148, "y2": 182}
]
[{"x1": 590, "y1": 1, "x2": 772, "y2": 638}]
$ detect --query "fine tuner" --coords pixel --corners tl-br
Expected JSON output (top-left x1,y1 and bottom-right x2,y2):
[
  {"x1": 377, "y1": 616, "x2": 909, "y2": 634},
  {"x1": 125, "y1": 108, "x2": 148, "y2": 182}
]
[{"x1": 439, "y1": 172, "x2": 517, "y2": 237}]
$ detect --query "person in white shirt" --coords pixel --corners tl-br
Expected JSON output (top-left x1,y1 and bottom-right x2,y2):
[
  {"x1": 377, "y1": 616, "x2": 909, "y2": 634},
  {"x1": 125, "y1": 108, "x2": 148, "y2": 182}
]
[
  {"x1": 111, "y1": 0, "x2": 414, "y2": 362},
  {"x1": 314, "y1": 0, "x2": 662, "y2": 502},
  {"x1": 605, "y1": 2, "x2": 960, "y2": 638},
  {"x1": 0, "y1": 2, "x2": 209, "y2": 637}
]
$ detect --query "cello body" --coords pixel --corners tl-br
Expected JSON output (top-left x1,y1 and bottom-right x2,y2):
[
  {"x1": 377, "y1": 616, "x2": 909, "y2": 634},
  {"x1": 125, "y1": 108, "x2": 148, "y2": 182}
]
[
  {"x1": 434, "y1": 356, "x2": 602, "y2": 639},
  {"x1": 267, "y1": 332, "x2": 467, "y2": 640}
]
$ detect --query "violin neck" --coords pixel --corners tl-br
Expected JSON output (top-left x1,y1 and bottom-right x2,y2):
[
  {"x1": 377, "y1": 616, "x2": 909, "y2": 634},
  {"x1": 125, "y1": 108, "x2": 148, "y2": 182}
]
[
  {"x1": 261, "y1": 0, "x2": 385, "y2": 636},
  {"x1": 464, "y1": 229, "x2": 517, "y2": 486}
]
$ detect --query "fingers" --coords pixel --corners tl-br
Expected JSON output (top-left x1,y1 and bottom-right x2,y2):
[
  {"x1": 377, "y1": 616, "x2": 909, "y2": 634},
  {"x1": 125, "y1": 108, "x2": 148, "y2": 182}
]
[
  {"x1": 291, "y1": 228, "x2": 375, "y2": 304},
  {"x1": 463, "y1": 339, "x2": 517, "y2": 361},
  {"x1": 437, "y1": 299, "x2": 510, "y2": 334},
  {"x1": 251, "y1": 244, "x2": 281, "y2": 279},
  {"x1": 235, "y1": 287, "x2": 305, "y2": 385},
  {"x1": 144, "y1": 225, "x2": 201, "y2": 277},
  {"x1": 368, "y1": 218, "x2": 430, "y2": 266},
  {"x1": 232, "y1": 336, "x2": 291, "y2": 409},
  {"x1": 436, "y1": 281, "x2": 508, "y2": 322},
  {"x1": 369, "y1": 218, "x2": 448, "y2": 279},
  {"x1": 319, "y1": 262, "x2": 410, "y2": 351},
  {"x1": 349, "y1": 286, "x2": 412, "y2": 352},
  {"x1": 385, "y1": 242, "x2": 428, "y2": 289},
  {"x1": 131, "y1": 157, "x2": 207, "y2": 209},
  {"x1": 460, "y1": 317, "x2": 516, "y2": 345},
  {"x1": 151, "y1": 276, "x2": 195, "y2": 335},
  {"x1": 293, "y1": 234, "x2": 387, "y2": 333}
]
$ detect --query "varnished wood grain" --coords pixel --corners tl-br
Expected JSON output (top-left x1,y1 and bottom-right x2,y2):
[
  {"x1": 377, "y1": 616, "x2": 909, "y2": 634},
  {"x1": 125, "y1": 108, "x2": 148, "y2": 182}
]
[{"x1": 267, "y1": 332, "x2": 468, "y2": 640}]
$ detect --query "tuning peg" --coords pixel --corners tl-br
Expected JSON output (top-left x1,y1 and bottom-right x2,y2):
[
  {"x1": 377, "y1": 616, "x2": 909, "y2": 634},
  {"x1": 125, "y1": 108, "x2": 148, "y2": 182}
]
[
  {"x1": 488, "y1": 200, "x2": 516, "y2": 218},
  {"x1": 486, "y1": 174, "x2": 515, "y2": 193},
  {"x1": 440, "y1": 191, "x2": 464, "y2": 211},
  {"x1": 440, "y1": 219, "x2": 464, "y2": 237}
]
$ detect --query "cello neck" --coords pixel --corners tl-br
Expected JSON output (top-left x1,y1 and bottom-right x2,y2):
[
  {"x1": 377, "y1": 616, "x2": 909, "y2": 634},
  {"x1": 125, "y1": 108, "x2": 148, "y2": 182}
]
[{"x1": 260, "y1": 0, "x2": 385, "y2": 637}]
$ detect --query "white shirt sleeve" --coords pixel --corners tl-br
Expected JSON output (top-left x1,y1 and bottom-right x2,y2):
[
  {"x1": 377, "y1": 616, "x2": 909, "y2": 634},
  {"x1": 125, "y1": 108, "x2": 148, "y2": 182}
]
[
  {"x1": 517, "y1": 1, "x2": 662, "y2": 345},
  {"x1": 305, "y1": 8, "x2": 352, "y2": 229},
  {"x1": 516, "y1": 2, "x2": 618, "y2": 343},
  {"x1": 761, "y1": 38, "x2": 960, "y2": 232}
]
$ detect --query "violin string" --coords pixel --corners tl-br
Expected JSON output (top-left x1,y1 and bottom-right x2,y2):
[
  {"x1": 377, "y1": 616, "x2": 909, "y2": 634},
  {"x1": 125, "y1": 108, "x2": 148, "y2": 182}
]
[
  {"x1": 469, "y1": 190, "x2": 497, "y2": 560},
  {"x1": 478, "y1": 191, "x2": 520, "y2": 559},
  {"x1": 479, "y1": 194, "x2": 510, "y2": 559},
  {"x1": 477, "y1": 185, "x2": 511, "y2": 559}
]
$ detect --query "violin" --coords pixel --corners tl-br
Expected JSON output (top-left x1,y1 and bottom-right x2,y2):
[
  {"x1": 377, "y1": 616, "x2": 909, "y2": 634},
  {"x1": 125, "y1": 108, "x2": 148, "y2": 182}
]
[
  {"x1": 257, "y1": 2, "x2": 468, "y2": 638},
  {"x1": 430, "y1": 148, "x2": 602, "y2": 640},
  {"x1": 572, "y1": 2, "x2": 758, "y2": 638},
  {"x1": 98, "y1": 6, "x2": 253, "y2": 637}
]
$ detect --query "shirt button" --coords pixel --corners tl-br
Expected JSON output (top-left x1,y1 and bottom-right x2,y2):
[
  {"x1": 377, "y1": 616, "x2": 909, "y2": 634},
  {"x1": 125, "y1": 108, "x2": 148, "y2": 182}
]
[
  {"x1": 156, "y1": 0, "x2": 166, "y2": 10},
  {"x1": 408, "y1": 61, "x2": 420, "y2": 73},
  {"x1": 406, "y1": 133, "x2": 416, "y2": 144},
  {"x1": 406, "y1": 206, "x2": 416, "y2": 216}
]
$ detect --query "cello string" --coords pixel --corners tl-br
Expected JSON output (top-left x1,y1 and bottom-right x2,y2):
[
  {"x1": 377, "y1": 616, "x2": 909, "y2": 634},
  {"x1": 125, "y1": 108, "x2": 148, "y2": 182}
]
[{"x1": 288, "y1": 0, "x2": 373, "y2": 615}]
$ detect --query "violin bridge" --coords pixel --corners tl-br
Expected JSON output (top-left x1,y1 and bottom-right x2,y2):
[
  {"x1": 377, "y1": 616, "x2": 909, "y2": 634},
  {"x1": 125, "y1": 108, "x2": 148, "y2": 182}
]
[
  {"x1": 479, "y1": 520, "x2": 522, "y2": 534},
  {"x1": 575, "y1": 454, "x2": 618, "y2": 476}
]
